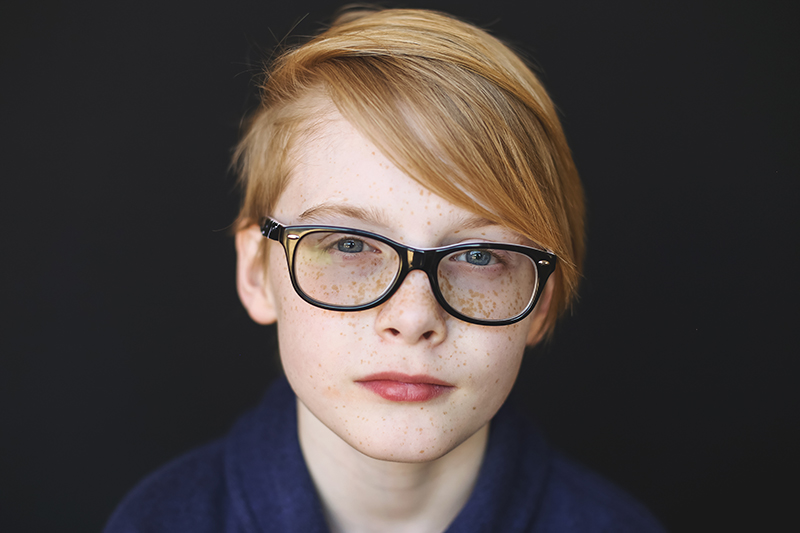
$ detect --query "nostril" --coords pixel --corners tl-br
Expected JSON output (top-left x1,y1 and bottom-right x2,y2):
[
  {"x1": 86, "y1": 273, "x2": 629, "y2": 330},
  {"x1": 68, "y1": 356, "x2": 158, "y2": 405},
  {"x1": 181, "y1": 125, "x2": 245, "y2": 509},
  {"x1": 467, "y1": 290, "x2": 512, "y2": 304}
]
[
  {"x1": 388, "y1": 328, "x2": 400, "y2": 336},
  {"x1": 422, "y1": 331, "x2": 433, "y2": 340}
]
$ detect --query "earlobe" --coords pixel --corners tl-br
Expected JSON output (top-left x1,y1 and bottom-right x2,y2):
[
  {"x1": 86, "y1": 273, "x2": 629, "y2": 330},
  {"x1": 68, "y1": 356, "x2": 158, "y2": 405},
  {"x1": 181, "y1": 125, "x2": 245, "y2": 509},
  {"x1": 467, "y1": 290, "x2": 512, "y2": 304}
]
[
  {"x1": 525, "y1": 278, "x2": 555, "y2": 346},
  {"x1": 235, "y1": 224, "x2": 278, "y2": 325}
]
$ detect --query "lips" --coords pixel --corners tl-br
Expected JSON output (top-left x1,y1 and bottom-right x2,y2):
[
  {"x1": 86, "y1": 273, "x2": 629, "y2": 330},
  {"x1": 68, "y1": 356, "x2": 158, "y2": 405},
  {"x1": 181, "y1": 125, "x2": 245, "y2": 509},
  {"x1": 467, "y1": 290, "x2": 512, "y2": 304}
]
[{"x1": 355, "y1": 372, "x2": 455, "y2": 402}]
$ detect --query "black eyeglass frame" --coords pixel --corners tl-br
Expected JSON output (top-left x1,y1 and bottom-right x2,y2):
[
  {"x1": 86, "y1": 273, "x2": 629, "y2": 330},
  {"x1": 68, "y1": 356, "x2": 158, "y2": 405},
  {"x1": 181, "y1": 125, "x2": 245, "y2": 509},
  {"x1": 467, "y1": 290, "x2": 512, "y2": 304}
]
[{"x1": 261, "y1": 217, "x2": 557, "y2": 326}]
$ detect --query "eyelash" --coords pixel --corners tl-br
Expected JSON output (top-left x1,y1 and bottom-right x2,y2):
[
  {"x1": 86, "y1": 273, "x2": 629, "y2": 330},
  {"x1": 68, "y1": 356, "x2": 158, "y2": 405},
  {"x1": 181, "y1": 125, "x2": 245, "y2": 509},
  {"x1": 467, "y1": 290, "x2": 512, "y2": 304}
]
[
  {"x1": 451, "y1": 250, "x2": 508, "y2": 266},
  {"x1": 324, "y1": 235, "x2": 378, "y2": 254}
]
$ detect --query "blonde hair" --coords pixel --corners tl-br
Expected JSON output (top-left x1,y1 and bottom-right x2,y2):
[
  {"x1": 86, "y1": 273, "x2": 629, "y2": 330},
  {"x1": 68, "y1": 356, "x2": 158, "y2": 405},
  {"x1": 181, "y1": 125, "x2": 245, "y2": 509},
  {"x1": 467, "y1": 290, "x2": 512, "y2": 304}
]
[{"x1": 234, "y1": 7, "x2": 585, "y2": 336}]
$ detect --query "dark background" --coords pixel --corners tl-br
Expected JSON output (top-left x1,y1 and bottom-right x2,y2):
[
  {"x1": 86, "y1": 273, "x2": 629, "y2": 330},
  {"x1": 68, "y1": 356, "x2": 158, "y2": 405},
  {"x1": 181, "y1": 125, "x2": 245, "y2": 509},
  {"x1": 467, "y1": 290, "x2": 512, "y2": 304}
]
[{"x1": 2, "y1": 0, "x2": 798, "y2": 531}]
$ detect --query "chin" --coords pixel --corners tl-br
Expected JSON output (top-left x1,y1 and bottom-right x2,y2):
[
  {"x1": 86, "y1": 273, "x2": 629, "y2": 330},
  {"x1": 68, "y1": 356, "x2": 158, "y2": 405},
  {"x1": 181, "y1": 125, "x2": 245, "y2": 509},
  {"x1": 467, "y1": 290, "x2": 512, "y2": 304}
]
[
  {"x1": 336, "y1": 420, "x2": 466, "y2": 464},
  {"x1": 350, "y1": 439, "x2": 456, "y2": 463}
]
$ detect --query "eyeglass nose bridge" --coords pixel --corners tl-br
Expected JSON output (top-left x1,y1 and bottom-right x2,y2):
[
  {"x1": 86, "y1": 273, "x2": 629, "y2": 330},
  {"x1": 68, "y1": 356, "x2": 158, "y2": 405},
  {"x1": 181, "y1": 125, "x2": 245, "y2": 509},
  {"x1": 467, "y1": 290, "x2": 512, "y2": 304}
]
[
  {"x1": 390, "y1": 247, "x2": 442, "y2": 298},
  {"x1": 405, "y1": 247, "x2": 433, "y2": 270},
  {"x1": 402, "y1": 247, "x2": 442, "y2": 275}
]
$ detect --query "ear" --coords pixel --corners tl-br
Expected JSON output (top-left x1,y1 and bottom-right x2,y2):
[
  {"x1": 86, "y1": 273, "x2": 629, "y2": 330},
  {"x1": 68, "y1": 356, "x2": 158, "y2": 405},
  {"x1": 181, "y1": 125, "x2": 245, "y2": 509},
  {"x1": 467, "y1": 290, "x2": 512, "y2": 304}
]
[
  {"x1": 235, "y1": 224, "x2": 278, "y2": 325},
  {"x1": 525, "y1": 277, "x2": 555, "y2": 346}
]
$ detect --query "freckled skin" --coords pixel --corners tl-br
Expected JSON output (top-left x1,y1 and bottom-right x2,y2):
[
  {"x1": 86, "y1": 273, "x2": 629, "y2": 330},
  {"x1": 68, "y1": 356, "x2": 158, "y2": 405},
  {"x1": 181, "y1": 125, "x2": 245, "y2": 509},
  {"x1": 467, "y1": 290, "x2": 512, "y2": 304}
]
[{"x1": 262, "y1": 113, "x2": 541, "y2": 463}]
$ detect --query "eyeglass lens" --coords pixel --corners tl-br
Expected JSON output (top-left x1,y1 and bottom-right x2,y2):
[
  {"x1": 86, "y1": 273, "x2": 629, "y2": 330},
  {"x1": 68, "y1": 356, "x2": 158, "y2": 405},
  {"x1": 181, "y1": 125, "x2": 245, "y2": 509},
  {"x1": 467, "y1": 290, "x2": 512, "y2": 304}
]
[{"x1": 292, "y1": 230, "x2": 539, "y2": 322}]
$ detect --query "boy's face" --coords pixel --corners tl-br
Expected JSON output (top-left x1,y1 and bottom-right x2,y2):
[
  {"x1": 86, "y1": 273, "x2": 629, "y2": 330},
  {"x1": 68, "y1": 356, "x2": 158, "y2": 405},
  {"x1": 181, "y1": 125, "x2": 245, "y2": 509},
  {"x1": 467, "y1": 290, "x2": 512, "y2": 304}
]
[{"x1": 237, "y1": 110, "x2": 551, "y2": 463}]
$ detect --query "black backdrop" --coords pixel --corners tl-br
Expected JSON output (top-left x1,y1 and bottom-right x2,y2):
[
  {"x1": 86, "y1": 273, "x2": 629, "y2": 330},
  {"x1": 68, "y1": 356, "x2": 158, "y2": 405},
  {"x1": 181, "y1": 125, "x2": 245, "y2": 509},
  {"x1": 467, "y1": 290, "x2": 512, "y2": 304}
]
[{"x1": 2, "y1": 1, "x2": 798, "y2": 531}]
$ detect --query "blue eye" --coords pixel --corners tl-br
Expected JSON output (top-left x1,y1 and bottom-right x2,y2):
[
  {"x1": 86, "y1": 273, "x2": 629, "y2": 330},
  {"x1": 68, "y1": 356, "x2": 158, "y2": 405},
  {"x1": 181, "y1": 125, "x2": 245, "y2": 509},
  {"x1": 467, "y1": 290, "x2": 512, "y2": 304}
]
[
  {"x1": 451, "y1": 249, "x2": 497, "y2": 266},
  {"x1": 466, "y1": 250, "x2": 492, "y2": 265},
  {"x1": 337, "y1": 238, "x2": 364, "y2": 253}
]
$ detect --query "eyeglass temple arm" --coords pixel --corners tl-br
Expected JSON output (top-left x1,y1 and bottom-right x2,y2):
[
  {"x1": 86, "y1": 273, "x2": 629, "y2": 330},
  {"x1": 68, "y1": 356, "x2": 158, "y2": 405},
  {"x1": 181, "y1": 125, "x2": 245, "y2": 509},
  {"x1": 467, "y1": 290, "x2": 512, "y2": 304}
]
[{"x1": 261, "y1": 218, "x2": 283, "y2": 241}]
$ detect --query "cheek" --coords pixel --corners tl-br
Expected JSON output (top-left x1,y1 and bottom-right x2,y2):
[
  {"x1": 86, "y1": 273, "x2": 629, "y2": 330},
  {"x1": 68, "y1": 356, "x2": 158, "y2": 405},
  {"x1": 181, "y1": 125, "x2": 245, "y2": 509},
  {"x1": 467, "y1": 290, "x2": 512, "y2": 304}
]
[
  {"x1": 464, "y1": 322, "x2": 529, "y2": 381},
  {"x1": 274, "y1": 293, "x2": 368, "y2": 404},
  {"x1": 277, "y1": 309, "x2": 343, "y2": 381},
  {"x1": 456, "y1": 324, "x2": 529, "y2": 428}
]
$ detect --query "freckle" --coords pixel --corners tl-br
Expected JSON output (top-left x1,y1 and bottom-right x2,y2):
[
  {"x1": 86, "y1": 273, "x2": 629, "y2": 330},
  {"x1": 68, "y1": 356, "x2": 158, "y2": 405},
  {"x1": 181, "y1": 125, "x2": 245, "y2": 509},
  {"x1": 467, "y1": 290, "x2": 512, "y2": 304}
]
[
  {"x1": 443, "y1": 412, "x2": 447, "y2": 414},
  {"x1": 419, "y1": 450, "x2": 425, "y2": 454},
  {"x1": 473, "y1": 407, "x2": 477, "y2": 410}
]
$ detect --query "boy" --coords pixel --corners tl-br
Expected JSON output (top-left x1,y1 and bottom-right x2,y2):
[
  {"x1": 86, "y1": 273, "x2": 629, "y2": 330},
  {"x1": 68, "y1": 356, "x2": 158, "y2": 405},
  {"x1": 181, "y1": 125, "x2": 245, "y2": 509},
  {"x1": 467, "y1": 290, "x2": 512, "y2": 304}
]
[{"x1": 105, "y1": 7, "x2": 664, "y2": 532}]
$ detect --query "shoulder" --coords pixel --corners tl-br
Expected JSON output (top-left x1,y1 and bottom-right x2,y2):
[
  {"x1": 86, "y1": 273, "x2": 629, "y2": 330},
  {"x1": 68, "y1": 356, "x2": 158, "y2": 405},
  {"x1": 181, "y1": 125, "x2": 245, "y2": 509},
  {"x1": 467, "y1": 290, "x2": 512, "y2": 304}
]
[
  {"x1": 450, "y1": 402, "x2": 666, "y2": 533},
  {"x1": 103, "y1": 378, "x2": 312, "y2": 533},
  {"x1": 534, "y1": 450, "x2": 667, "y2": 533},
  {"x1": 103, "y1": 439, "x2": 236, "y2": 533}
]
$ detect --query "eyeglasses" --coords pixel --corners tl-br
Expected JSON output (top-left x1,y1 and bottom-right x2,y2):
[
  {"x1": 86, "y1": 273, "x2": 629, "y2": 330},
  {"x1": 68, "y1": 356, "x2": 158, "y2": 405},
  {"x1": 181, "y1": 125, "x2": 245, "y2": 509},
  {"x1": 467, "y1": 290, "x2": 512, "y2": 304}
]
[{"x1": 261, "y1": 218, "x2": 557, "y2": 326}]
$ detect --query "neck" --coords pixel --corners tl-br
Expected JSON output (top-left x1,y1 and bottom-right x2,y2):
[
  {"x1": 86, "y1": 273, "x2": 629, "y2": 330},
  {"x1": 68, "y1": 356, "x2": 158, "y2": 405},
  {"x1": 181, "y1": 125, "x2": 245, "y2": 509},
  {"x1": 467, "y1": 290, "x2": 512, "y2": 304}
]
[{"x1": 297, "y1": 400, "x2": 488, "y2": 533}]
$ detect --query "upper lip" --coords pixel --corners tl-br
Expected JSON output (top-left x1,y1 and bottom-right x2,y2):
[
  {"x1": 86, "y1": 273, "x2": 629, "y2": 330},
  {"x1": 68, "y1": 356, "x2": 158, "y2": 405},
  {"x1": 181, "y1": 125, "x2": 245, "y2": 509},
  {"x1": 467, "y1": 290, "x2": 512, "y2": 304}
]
[{"x1": 355, "y1": 372, "x2": 454, "y2": 387}]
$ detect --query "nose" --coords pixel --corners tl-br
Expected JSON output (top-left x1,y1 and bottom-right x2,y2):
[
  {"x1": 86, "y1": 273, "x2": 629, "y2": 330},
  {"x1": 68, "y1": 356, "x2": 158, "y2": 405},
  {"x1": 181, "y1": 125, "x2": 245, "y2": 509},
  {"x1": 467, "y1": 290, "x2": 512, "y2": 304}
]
[{"x1": 374, "y1": 270, "x2": 448, "y2": 345}]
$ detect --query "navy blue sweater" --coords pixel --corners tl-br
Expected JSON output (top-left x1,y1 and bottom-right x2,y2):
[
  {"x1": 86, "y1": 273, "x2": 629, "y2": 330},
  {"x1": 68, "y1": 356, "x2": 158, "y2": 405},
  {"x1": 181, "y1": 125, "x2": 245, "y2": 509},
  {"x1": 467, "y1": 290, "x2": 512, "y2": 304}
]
[{"x1": 104, "y1": 378, "x2": 665, "y2": 532}]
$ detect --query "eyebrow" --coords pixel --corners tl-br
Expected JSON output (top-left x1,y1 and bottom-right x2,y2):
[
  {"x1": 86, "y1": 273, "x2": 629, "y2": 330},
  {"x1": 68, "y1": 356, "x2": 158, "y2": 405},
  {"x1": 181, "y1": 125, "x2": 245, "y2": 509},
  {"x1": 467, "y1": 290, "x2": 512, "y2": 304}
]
[
  {"x1": 297, "y1": 202, "x2": 510, "y2": 242},
  {"x1": 453, "y1": 214, "x2": 500, "y2": 231},
  {"x1": 450, "y1": 214, "x2": 533, "y2": 245},
  {"x1": 297, "y1": 204, "x2": 390, "y2": 227},
  {"x1": 299, "y1": 203, "x2": 499, "y2": 230}
]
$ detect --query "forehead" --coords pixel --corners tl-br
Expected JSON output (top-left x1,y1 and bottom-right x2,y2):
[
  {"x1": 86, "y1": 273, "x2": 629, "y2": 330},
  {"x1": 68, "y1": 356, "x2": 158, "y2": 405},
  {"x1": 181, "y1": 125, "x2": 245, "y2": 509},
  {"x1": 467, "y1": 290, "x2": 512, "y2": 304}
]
[
  {"x1": 283, "y1": 113, "x2": 412, "y2": 212},
  {"x1": 273, "y1": 111, "x2": 494, "y2": 242}
]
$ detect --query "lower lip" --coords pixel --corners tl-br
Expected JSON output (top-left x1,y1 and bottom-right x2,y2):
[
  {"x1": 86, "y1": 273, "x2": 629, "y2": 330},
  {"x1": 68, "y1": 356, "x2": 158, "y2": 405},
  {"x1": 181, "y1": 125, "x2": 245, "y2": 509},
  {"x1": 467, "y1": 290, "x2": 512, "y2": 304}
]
[{"x1": 358, "y1": 381, "x2": 452, "y2": 402}]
